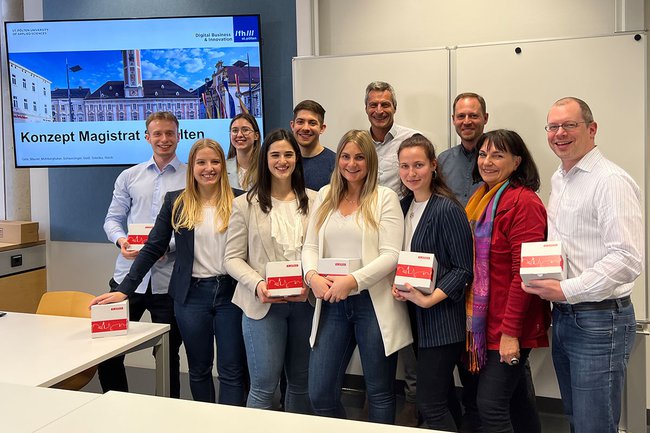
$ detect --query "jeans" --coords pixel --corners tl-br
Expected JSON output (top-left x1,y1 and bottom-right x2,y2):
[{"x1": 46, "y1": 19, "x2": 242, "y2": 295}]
[
  {"x1": 552, "y1": 300, "x2": 635, "y2": 433},
  {"x1": 174, "y1": 276, "x2": 247, "y2": 405},
  {"x1": 418, "y1": 342, "x2": 465, "y2": 431},
  {"x1": 476, "y1": 349, "x2": 541, "y2": 433},
  {"x1": 309, "y1": 291, "x2": 397, "y2": 424},
  {"x1": 242, "y1": 301, "x2": 313, "y2": 413},
  {"x1": 98, "y1": 279, "x2": 183, "y2": 398}
]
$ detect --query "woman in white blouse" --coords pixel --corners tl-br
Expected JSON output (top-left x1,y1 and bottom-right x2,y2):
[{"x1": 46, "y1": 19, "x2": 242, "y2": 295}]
[
  {"x1": 225, "y1": 129, "x2": 316, "y2": 413},
  {"x1": 302, "y1": 129, "x2": 411, "y2": 424}
]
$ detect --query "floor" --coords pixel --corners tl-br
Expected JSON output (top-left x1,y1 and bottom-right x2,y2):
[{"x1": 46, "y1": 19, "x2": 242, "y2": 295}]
[{"x1": 80, "y1": 367, "x2": 580, "y2": 432}]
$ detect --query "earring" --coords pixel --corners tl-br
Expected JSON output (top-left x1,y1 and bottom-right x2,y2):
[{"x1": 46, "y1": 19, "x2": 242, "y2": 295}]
[{"x1": 433, "y1": 170, "x2": 438, "y2": 179}]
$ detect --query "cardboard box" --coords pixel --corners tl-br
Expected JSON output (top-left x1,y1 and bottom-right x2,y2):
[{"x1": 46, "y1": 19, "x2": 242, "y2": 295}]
[
  {"x1": 127, "y1": 223, "x2": 154, "y2": 251},
  {"x1": 266, "y1": 261, "x2": 303, "y2": 297},
  {"x1": 318, "y1": 258, "x2": 361, "y2": 277},
  {"x1": 91, "y1": 300, "x2": 129, "y2": 338},
  {"x1": 0, "y1": 220, "x2": 39, "y2": 244},
  {"x1": 520, "y1": 241, "x2": 567, "y2": 285},
  {"x1": 394, "y1": 251, "x2": 437, "y2": 294}
]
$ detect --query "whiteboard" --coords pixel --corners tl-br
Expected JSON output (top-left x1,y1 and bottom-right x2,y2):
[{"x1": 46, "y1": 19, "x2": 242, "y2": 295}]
[
  {"x1": 292, "y1": 49, "x2": 450, "y2": 155},
  {"x1": 455, "y1": 34, "x2": 647, "y2": 317}
]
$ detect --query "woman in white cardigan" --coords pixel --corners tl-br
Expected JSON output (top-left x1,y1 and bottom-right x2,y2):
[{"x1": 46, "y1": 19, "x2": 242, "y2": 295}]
[
  {"x1": 225, "y1": 129, "x2": 316, "y2": 414},
  {"x1": 302, "y1": 129, "x2": 411, "y2": 424}
]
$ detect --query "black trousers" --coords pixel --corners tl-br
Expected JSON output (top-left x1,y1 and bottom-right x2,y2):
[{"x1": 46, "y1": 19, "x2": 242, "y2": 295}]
[{"x1": 97, "y1": 279, "x2": 183, "y2": 398}]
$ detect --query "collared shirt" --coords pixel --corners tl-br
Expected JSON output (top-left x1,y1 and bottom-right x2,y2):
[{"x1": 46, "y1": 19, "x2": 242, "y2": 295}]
[
  {"x1": 547, "y1": 147, "x2": 643, "y2": 304},
  {"x1": 437, "y1": 143, "x2": 480, "y2": 207},
  {"x1": 104, "y1": 156, "x2": 187, "y2": 294},
  {"x1": 371, "y1": 123, "x2": 419, "y2": 197}
]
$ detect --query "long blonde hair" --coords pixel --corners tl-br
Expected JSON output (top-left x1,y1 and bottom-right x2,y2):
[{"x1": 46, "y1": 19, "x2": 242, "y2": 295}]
[
  {"x1": 315, "y1": 130, "x2": 379, "y2": 230},
  {"x1": 172, "y1": 139, "x2": 234, "y2": 233}
]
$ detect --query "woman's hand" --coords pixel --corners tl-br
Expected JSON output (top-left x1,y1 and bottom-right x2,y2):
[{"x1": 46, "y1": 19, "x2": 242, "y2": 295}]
[
  {"x1": 284, "y1": 284, "x2": 309, "y2": 303},
  {"x1": 89, "y1": 291, "x2": 128, "y2": 308},
  {"x1": 309, "y1": 272, "x2": 333, "y2": 300},
  {"x1": 392, "y1": 284, "x2": 408, "y2": 302},
  {"x1": 256, "y1": 280, "x2": 286, "y2": 304},
  {"x1": 323, "y1": 274, "x2": 357, "y2": 303},
  {"x1": 392, "y1": 283, "x2": 446, "y2": 309},
  {"x1": 499, "y1": 333, "x2": 521, "y2": 365}
]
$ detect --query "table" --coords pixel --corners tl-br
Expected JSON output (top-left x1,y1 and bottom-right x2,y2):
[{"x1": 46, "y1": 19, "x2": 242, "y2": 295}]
[
  {"x1": 37, "y1": 391, "x2": 432, "y2": 433},
  {"x1": 0, "y1": 312, "x2": 170, "y2": 396},
  {"x1": 0, "y1": 382, "x2": 100, "y2": 433}
]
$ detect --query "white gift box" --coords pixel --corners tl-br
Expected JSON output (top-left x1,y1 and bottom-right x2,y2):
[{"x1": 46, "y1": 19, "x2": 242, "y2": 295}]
[
  {"x1": 394, "y1": 251, "x2": 437, "y2": 294},
  {"x1": 127, "y1": 223, "x2": 154, "y2": 251},
  {"x1": 318, "y1": 258, "x2": 361, "y2": 277},
  {"x1": 266, "y1": 261, "x2": 303, "y2": 297},
  {"x1": 91, "y1": 300, "x2": 129, "y2": 338},
  {"x1": 520, "y1": 241, "x2": 567, "y2": 285}
]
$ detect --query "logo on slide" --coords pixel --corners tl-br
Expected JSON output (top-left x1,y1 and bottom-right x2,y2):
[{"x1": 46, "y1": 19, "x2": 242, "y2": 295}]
[{"x1": 233, "y1": 16, "x2": 259, "y2": 42}]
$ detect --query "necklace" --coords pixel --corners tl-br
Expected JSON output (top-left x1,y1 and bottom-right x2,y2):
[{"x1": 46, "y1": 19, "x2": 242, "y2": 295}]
[{"x1": 343, "y1": 195, "x2": 359, "y2": 205}]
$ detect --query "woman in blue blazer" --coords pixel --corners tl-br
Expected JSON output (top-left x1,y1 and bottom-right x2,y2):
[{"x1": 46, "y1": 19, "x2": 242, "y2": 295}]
[
  {"x1": 91, "y1": 139, "x2": 247, "y2": 405},
  {"x1": 392, "y1": 134, "x2": 474, "y2": 431}
]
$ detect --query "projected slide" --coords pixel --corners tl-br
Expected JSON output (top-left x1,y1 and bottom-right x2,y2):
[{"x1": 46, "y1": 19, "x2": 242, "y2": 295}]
[{"x1": 5, "y1": 15, "x2": 263, "y2": 167}]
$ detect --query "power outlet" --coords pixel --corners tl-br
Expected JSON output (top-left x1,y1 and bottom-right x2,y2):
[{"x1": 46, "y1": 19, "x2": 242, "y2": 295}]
[{"x1": 10, "y1": 254, "x2": 22, "y2": 267}]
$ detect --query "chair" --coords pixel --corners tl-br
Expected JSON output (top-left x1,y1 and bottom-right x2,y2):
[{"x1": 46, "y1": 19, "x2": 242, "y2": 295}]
[{"x1": 36, "y1": 290, "x2": 98, "y2": 390}]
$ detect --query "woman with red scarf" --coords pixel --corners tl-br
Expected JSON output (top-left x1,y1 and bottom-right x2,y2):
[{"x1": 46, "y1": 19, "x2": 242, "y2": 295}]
[{"x1": 465, "y1": 129, "x2": 550, "y2": 433}]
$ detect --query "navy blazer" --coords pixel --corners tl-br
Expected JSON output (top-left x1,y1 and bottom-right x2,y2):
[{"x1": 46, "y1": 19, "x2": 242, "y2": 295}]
[
  {"x1": 400, "y1": 193, "x2": 473, "y2": 348},
  {"x1": 117, "y1": 188, "x2": 243, "y2": 304}
]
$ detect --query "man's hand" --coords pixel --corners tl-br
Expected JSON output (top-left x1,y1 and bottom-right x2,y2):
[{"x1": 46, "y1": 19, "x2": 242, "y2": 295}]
[
  {"x1": 118, "y1": 237, "x2": 139, "y2": 260},
  {"x1": 521, "y1": 279, "x2": 566, "y2": 302}
]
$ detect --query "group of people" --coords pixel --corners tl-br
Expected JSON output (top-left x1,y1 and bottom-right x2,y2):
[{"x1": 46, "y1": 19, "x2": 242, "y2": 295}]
[{"x1": 90, "y1": 82, "x2": 643, "y2": 433}]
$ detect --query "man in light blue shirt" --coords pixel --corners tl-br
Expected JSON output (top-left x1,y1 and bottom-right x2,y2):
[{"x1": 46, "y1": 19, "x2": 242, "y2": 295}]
[{"x1": 99, "y1": 111, "x2": 187, "y2": 398}]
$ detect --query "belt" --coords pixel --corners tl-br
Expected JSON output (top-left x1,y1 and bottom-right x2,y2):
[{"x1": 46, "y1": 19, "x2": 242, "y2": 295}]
[
  {"x1": 553, "y1": 296, "x2": 631, "y2": 313},
  {"x1": 190, "y1": 275, "x2": 234, "y2": 285}
]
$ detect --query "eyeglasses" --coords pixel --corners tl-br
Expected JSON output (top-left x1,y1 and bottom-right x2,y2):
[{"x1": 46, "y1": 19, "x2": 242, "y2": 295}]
[
  {"x1": 544, "y1": 121, "x2": 588, "y2": 132},
  {"x1": 230, "y1": 127, "x2": 254, "y2": 136}
]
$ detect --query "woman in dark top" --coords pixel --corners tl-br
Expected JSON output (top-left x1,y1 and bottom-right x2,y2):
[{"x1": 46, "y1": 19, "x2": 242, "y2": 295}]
[{"x1": 392, "y1": 134, "x2": 473, "y2": 431}]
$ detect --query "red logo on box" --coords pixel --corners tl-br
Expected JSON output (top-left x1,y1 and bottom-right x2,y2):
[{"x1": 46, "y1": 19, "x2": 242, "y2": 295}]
[
  {"x1": 92, "y1": 319, "x2": 128, "y2": 333},
  {"x1": 521, "y1": 256, "x2": 564, "y2": 268},
  {"x1": 267, "y1": 276, "x2": 303, "y2": 289},
  {"x1": 127, "y1": 234, "x2": 148, "y2": 245},
  {"x1": 396, "y1": 264, "x2": 433, "y2": 280}
]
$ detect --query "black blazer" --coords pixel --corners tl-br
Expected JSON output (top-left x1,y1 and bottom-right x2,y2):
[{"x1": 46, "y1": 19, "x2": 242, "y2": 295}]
[
  {"x1": 400, "y1": 193, "x2": 473, "y2": 347},
  {"x1": 117, "y1": 188, "x2": 243, "y2": 304}
]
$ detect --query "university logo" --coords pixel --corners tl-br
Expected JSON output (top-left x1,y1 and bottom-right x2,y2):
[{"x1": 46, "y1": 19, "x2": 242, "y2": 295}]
[{"x1": 233, "y1": 16, "x2": 259, "y2": 42}]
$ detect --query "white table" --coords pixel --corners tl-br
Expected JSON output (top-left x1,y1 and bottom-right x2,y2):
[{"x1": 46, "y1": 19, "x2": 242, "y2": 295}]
[
  {"x1": 0, "y1": 312, "x2": 170, "y2": 396},
  {"x1": 0, "y1": 382, "x2": 100, "y2": 433},
  {"x1": 37, "y1": 391, "x2": 434, "y2": 433}
]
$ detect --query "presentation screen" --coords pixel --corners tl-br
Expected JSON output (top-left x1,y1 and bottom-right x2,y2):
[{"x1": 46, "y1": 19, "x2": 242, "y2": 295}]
[{"x1": 4, "y1": 15, "x2": 264, "y2": 167}]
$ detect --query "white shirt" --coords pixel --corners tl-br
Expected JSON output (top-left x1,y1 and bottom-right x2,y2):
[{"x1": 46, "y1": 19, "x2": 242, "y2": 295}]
[
  {"x1": 192, "y1": 206, "x2": 227, "y2": 277},
  {"x1": 270, "y1": 198, "x2": 303, "y2": 261},
  {"x1": 403, "y1": 198, "x2": 428, "y2": 251},
  {"x1": 547, "y1": 147, "x2": 643, "y2": 303},
  {"x1": 372, "y1": 123, "x2": 419, "y2": 197}
]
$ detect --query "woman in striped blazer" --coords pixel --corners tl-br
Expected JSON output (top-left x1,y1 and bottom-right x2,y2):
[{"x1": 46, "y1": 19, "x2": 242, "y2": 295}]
[{"x1": 392, "y1": 134, "x2": 474, "y2": 432}]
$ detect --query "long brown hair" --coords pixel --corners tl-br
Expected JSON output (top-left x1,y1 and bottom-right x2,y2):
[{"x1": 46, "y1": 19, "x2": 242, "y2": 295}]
[{"x1": 227, "y1": 113, "x2": 261, "y2": 190}]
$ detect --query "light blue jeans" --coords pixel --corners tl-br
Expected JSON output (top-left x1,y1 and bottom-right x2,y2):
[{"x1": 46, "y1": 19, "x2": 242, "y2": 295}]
[
  {"x1": 242, "y1": 301, "x2": 313, "y2": 414},
  {"x1": 308, "y1": 291, "x2": 398, "y2": 424},
  {"x1": 551, "y1": 299, "x2": 635, "y2": 433}
]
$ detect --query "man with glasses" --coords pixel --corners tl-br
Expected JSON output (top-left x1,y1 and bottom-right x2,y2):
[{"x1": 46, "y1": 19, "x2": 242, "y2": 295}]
[
  {"x1": 438, "y1": 92, "x2": 488, "y2": 207},
  {"x1": 100, "y1": 111, "x2": 186, "y2": 398},
  {"x1": 290, "y1": 99, "x2": 335, "y2": 191},
  {"x1": 523, "y1": 97, "x2": 643, "y2": 433}
]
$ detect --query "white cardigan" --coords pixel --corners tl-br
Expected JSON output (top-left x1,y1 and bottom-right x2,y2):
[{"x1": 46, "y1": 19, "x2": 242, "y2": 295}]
[{"x1": 302, "y1": 185, "x2": 412, "y2": 356}]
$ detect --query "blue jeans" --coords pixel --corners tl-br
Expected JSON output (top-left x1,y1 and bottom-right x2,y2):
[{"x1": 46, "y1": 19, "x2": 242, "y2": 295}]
[
  {"x1": 309, "y1": 291, "x2": 397, "y2": 424},
  {"x1": 242, "y1": 301, "x2": 313, "y2": 413},
  {"x1": 552, "y1": 300, "x2": 635, "y2": 433},
  {"x1": 174, "y1": 276, "x2": 247, "y2": 405}
]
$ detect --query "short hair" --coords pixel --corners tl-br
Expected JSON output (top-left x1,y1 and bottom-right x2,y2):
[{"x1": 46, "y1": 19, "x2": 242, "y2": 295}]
[
  {"x1": 292, "y1": 99, "x2": 326, "y2": 124},
  {"x1": 472, "y1": 129, "x2": 541, "y2": 192},
  {"x1": 364, "y1": 81, "x2": 397, "y2": 109},
  {"x1": 552, "y1": 97, "x2": 594, "y2": 124},
  {"x1": 145, "y1": 111, "x2": 179, "y2": 132},
  {"x1": 452, "y1": 92, "x2": 487, "y2": 115}
]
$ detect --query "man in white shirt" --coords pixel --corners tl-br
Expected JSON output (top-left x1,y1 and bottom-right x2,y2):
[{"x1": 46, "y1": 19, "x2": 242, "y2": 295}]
[
  {"x1": 365, "y1": 81, "x2": 419, "y2": 197},
  {"x1": 523, "y1": 97, "x2": 643, "y2": 433},
  {"x1": 364, "y1": 81, "x2": 418, "y2": 426},
  {"x1": 100, "y1": 111, "x2": 187, "y2": 398}
]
